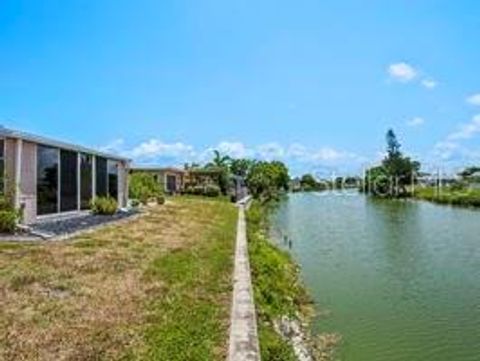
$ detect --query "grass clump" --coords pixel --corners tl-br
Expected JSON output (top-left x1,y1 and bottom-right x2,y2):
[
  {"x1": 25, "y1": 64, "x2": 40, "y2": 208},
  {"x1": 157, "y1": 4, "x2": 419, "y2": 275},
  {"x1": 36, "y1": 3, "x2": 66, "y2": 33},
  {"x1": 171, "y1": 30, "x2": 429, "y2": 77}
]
[{"x1": 247, "y1": 201, "x2": 311, "y2": 361}]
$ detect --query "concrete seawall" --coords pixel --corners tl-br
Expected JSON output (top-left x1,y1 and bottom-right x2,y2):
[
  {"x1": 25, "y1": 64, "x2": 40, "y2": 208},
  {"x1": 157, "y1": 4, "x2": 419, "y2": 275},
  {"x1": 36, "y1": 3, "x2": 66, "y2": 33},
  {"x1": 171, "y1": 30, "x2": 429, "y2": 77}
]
[{"x1": 227, "y1": 200, "x2": 261, "y2": 361}]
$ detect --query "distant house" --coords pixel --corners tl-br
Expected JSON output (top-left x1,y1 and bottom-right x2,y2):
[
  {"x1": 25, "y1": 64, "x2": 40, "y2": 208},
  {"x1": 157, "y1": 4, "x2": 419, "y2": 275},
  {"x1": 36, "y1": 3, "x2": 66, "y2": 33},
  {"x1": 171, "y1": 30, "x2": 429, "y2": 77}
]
[
  {"x1": 130, "y1": 166, "x2": 248, "y2": 201},
  {"x1": 130, "y1": 167, "x2": 185, "y2": 194},
  {"x1": 0, "y1": 127, "x2": 130, "y2": 224},
  {"x1": 466, "y1": 171, "x2": 480, "y2": 189},
  {"x1": 183, "y1": 168, "x2": 224, "y2": 189}
]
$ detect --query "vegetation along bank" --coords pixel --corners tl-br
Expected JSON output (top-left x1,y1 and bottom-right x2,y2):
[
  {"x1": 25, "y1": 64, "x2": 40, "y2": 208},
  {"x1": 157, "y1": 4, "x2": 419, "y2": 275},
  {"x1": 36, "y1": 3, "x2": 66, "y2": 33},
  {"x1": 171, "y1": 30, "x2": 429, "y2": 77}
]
[{"x1": 247, "y1": 201, "x2": 340, "y2": 361}]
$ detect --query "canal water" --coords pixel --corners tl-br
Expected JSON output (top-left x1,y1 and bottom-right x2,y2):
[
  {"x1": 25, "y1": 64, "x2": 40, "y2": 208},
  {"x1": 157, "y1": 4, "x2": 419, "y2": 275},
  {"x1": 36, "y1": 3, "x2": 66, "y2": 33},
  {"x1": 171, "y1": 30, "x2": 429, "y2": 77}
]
[{"x1": 271, "y1": 191, "x2": 480, "y2": 361}]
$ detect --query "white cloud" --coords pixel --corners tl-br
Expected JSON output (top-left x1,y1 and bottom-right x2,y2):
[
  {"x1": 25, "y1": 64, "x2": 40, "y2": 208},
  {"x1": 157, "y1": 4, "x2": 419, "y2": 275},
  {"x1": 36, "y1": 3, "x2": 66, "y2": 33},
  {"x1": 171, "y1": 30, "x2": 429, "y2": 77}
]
[
  {"x1": 431, "y1": 115, "x2": 480, "y2": 162},
  {"x1": 215, "y1": 141, "x2": 253, "y2": 159},
  {"x1": 433, "y1": 141, "x2": 460, "y2": 161},
  {"x1": 446, "y1": 114, "x2": 480, "y2": 141},
  {"x1": 388, "y1": 62, "x2": 417, "y2": 82},
  {"x1": 256, "y1": 142, "x2": 285, "y2": 160},
  {"x1": 406, "y1": 117, "x2": 425, "y2": 127},
  {"x1": 128, "y1": 139, "x2": 195, "y2": 161},
  {"x1": 102, "y1": 137, "x2": 366, "y2": 175},
  {"x1": 466, "y1": 93, "x2": 480, "y2": 106},
  {"x1": 99, "y1": 138, "x2": 125, "y2": 153},
  {"x1": 421, "y1": 79, "x2": 438, "y2": 89},
  {"x1": 387, "y1": 62, "x2": 438, "y2": 90}
]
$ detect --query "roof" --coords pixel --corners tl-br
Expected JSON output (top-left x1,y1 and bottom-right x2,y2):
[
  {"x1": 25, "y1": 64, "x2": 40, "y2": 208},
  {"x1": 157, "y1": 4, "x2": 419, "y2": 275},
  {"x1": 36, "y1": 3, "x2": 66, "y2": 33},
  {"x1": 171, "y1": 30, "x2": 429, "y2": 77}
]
[
  {"x1": 0, "y1": 126, "x2": 130, "y2": 162},
  {"x1": 131, "y1": 166, "x2": 186, "y2": 173}
]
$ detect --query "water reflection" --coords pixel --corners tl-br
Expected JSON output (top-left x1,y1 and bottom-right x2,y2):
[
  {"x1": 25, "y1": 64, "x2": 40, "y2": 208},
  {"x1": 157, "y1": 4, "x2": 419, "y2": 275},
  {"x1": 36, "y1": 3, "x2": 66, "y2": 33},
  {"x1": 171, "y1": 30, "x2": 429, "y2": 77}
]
[{"x1": 271, "y1": 191, "x2": 480, "y2": 361}]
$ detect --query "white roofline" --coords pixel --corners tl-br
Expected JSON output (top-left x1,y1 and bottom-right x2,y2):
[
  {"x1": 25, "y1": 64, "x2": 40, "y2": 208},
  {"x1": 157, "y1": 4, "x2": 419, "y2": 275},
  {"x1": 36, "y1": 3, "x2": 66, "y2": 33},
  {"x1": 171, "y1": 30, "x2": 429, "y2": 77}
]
[{"x1": 0, "y1": 126, "x2": 130, "y2": 162}]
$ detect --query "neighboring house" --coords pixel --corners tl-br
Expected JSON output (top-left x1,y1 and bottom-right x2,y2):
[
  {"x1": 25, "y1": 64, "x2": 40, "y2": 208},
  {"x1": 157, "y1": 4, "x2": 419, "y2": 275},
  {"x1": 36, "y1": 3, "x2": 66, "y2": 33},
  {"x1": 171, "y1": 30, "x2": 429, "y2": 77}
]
[
  {"x1": 130, "y1": 167, "x2": 185, "y2": 194},
  {"x1": 184, "y1": 168, "x2": 223, "y2": 189},
  {"x1": 0, "y1": 127, "x2": 130, "y2": 224},
  {"x1": 466, "y1": 171, "x2": 480, "y2": 189}
]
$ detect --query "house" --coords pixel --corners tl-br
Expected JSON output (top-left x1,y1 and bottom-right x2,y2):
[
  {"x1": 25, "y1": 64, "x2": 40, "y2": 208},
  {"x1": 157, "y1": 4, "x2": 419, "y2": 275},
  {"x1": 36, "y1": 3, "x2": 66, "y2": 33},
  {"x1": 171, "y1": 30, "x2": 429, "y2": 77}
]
[
  {"x1": 183, "y1": 168, "x2": 224, "y2": 189},
  {"x1": 130, "y1": 166, "x2": 185, "y2": 194},
  {"x1": 466, "y1": 171, "x2": 480, "y2": 189},
  {"x1": 130, "y1": 166, "x2": 248, "y2": 200},
  {"x1": 0, "y1": 127, "x2": 130, "y2": 224}
]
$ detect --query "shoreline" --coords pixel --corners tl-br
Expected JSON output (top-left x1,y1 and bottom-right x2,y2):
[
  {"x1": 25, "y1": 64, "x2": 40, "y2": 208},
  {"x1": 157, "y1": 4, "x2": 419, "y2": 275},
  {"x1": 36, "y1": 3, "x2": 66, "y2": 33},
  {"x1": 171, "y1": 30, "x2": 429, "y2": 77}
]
[{"x1": 246, "y1": 200, "x2": 340, "y2": 361}]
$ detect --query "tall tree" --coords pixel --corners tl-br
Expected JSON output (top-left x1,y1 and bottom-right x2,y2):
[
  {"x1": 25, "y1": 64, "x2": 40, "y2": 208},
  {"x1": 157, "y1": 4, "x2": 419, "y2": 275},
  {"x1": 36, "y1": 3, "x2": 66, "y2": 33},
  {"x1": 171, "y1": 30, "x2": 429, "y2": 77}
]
[
  {"x1": 207, "y1": 150, "x2": 231, "y2": 169},
  {"x1": 230, "y1": 158, "x2": 255, "y2": 177},
  {"x1": 365, "y1": 129, "x2": 420, "y2": 197}
]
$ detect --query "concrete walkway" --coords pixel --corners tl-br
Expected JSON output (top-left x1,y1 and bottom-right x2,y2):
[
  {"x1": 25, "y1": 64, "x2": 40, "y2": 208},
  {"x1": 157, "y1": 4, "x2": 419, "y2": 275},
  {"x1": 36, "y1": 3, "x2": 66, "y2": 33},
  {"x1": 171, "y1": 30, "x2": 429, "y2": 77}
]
[{"x1": 227, "y1": 201, "x2": 261, "y2": 361}]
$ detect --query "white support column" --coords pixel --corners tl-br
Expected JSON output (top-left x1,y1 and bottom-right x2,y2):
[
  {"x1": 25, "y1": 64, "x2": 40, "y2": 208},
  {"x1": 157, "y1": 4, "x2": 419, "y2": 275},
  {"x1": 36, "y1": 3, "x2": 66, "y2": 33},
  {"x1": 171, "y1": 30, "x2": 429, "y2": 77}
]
[
  {"x1": 14, "y1": 139, "x2": 23, "y2": 209},
  {"x1": 77, "y1": 152, "x2": 81, "y2": 211},
  {"x1": 124, "y1": 162, "x2": 130, "y2": 207}
]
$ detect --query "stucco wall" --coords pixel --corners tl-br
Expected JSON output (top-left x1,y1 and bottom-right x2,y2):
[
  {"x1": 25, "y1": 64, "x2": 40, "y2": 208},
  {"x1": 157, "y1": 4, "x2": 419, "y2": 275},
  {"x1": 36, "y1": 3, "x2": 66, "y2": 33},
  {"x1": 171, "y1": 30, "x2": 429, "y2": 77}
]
[
  {"x1": 4, "y1": 138, "x2": 17, "y2": 198},
  {"x1": 4, "y1": 136, "x2": 129, "y2": 223},
  {"x1": 19, "y1": 141, "x2": 37, "y2": 224},
  {"x1": 117, "y1": 161, "x2": 128, "y2": 207}
]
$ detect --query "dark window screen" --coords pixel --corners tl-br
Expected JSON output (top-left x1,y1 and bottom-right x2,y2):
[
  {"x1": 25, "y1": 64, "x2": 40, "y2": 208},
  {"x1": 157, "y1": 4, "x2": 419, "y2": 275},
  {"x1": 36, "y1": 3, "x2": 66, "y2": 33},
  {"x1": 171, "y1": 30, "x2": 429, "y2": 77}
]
[
  {"x1": 0, "y1": 139, "x2": 4, "y2": 194},
  {"x1": 60, "y1": 150, "x2": 78, "y2": 212},
  {"x1": 80, "y1": 154, "x2": 93, "y2": 209},
  {"x1": 96, "y1": 157, "x2": 107, "y2": 197},
  {"x1": 37, "y1": 146, "x2": 59, "y2": 215},
  {"x1": 107, "y1": 160, "x2": 118, "y2": 200}
]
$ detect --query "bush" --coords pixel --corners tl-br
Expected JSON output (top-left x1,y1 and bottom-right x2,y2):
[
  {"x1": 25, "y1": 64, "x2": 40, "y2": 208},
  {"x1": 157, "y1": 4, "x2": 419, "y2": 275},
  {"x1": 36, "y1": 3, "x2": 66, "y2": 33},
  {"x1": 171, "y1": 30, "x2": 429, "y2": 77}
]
[
  {"x1": 183, "y1": 184, "x2": 221, "y2": 197},
  {"x1": 0, "y1": 196, "x2": 20, "y2": 233},
  {"x1": 91, "y1": 197, "x2": 118, "y2": 215},
  {"x1": 204, "y1": 185, "x2": 221, "y2": 197},
  {"x1": 129, "y1": 173, "x2": 163, "y2": 205},
  {"x1": 0, "y1": 210, "x2": 18, "y2": 233},
  {"x1": 156, "y1": 194, "x2": 166, "y2": 205},
  {"x1": 130, "y1": 199, "x2": 141, "y2": 208},
  {"x1": 192, "y1": 185, "x2": 204, "y2": 195}
]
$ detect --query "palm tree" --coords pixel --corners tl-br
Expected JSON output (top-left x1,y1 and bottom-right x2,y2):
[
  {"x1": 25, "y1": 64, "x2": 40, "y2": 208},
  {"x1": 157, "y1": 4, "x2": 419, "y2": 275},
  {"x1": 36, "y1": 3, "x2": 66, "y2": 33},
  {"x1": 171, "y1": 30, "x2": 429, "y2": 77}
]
[{"x1": 206, "y1": 150, "x2": 231, "y2": 169}]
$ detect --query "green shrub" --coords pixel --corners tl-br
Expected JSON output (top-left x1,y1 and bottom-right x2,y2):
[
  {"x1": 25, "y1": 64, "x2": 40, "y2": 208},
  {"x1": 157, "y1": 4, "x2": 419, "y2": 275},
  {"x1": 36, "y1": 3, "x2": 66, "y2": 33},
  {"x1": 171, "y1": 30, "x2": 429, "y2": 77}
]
[
  {"x1": 192, "y1": 185, "x2": 204, "y2": 195},
  {"x1": 129, "y1": 172, "x2": 163, "y2": 205},
  {"x1": 156, "y1": 194, "x2": 166, "y2": 205},
  {"x1": 0, "y1": 196, "x2": 20, "y2": 233},
  {"x1": 130, "y1": 199, "x2": 141, "y2": 208},
  {"x1": 183, "y1": 184, "x2": 221, "y2": 197},
  {"x1": 91, "y1": 197, "x2": 118, "y2": 215},
  {"x1": 0, "y1": 210, "x2": 18, "y2": 233},
  {"x1": 204, "y1": 185, "x2": 221, "y2": 197}
]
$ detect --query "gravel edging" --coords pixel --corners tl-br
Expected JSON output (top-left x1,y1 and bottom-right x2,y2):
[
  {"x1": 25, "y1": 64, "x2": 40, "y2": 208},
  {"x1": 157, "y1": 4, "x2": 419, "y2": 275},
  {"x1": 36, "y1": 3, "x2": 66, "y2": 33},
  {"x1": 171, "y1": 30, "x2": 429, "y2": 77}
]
[{"x1": 0, "y1": 211, "x2": 144, "y2": 243}]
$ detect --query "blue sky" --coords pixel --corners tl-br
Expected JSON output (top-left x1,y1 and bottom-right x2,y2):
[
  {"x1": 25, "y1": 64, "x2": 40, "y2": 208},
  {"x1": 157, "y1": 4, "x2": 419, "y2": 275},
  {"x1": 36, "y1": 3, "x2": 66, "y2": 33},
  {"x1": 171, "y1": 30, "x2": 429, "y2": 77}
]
[{"x1": 1, "y1": 0, "x2": 480, "y2": 176}]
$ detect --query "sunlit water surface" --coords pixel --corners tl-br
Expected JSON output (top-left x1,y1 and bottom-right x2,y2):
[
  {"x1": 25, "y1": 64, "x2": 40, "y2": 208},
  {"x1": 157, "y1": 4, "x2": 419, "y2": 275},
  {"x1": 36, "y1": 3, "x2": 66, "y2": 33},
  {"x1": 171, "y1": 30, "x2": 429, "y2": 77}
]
[{"x1": 271, "y1": 191, "x2": 480, "y2": 361}]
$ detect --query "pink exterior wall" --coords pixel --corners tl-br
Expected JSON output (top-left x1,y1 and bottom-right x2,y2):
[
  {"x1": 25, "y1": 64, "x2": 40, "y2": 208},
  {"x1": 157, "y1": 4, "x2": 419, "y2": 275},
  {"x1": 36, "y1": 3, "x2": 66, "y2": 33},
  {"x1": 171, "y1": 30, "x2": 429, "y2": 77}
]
[
  {"x1": 19, "y1": 141, "x2": 37, "y2": 224},
  {"x1": 3, "y1": 136, "x2": 130, "y2": 224},
  {"x1": 117, "y1": 161, "x2": 129, "y2": 207},
  {"x1": 4, "y1": 138, "x2": 17, "y2": 198}
]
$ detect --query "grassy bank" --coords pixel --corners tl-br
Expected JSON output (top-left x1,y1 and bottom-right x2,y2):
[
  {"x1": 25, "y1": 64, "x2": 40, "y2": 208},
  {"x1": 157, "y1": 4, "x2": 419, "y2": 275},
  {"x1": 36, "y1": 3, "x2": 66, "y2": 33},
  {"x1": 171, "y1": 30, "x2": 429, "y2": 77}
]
[
  {"x1": 414, "y1": 187, "x2": 480, "y2": 208},
  {"x1": 0, "y1": 197, "x2": 237, "y2": 361},
  {"x1": 246, "y1": 201, "x2": 312, "y2": 361}
]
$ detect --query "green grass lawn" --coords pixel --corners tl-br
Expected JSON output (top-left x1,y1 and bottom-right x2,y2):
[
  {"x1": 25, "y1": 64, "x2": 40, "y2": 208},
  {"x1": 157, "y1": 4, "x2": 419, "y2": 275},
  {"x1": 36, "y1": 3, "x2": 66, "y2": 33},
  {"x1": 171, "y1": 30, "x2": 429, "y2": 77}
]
[
  {"x1": 414, "y1": 186, "x2": 480, "y2": 207},
  {"x1": 0, "y1": 197, "x2": 237, "y2": 361}
]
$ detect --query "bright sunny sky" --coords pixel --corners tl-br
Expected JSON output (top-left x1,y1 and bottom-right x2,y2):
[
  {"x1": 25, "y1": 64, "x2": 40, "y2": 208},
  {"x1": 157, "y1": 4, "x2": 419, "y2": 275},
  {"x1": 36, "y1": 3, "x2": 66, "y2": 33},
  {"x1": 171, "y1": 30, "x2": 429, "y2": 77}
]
[{"x1": 1, "y1": 0, "x2": 480, "y2": 176}]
